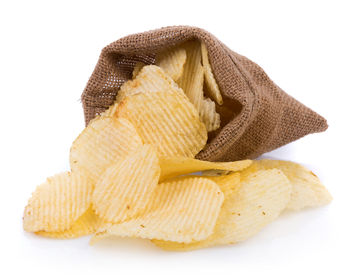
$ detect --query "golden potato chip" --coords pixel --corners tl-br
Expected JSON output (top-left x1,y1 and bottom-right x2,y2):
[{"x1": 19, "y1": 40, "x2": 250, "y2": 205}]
[
  {"x1": 23, "y1": 172, "x2": 94, "y2": 232},
  {"x1": 115, "y1": 65, "x2": 186, "y2": 104},
  {"x1": 177, "y1": 41, "x2": 220, "y2": 132},
  {"x1": 103, "y1": 65, "x2": 187, "y2": 117},
  {"x1": 152, "y1": 173, "x2": 240, "y2": 251},
  {"x1": 116, "y1": 90, "x2": 207, "y2": 158},
  {"x1": 91, "y1": 177, "x2": 224, "y2": 244},
  {"x1": 70, "y1": 117, "x2": 143, "y2": 183},
  {"x1": 156, "y1": 47, "x2": 186, "y2": 81},
  {"x1": 200, "y1": 97, "x2": 220, "y2": 131},
  {"x1": 201, "y1": 42, "x2": 223, "y2": 105},
  {"x1": 170, "y1": 172, "x2": 241, "y2": 194},
  {"x1": 207, "y1": 172, "x2": 241, "y2": 195},
  {"x1": 92, "y1": 145, "x2": 160, "y2": 223},
  {"x1": 215, "y1": 169, "x2": 290, "y2": 244},
  {"x1": 132, "y1": 62, "x2": 146, "y2": 79},
  {"x1": 36, "y1": 207, "x2": 101, "y2": 239},
  {"x1": 153, "y1": 169, "x2": 291, "y2": 251},
  {"x1": 177, "y1": 41, "x2": 203, "y2": 109},
  {"x1": 159, "y1": 157, "x2": 251, "y2": 181},
  {"x1": 241, "y1": 160, "x2": 332, "y2": 211}
]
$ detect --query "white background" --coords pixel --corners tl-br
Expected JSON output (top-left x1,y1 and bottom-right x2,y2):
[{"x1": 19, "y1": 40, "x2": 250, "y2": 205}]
[{"x1": 1, "y1": 0, "x2": 349, "y2": 278}]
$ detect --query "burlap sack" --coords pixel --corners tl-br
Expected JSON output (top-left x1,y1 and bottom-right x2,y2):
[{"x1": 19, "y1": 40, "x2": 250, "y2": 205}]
[{"x1": 81, "y1": 26, "x2": 327, "y2": 161}]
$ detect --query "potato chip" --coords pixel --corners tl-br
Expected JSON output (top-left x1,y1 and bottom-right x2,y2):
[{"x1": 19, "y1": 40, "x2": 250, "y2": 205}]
[
  {"x1": 177, "y1": 41, "x2": 204, "y2": 109},
  {"x1": 168, "y1": 172, "x2": 241, "y2": 194},
  {"x1": 156, "y1": 47, "x2": 186, "y2": 81},
  {"x1": 215, "y1": 169, "x2": 290, "y2": 244},
  {"x1": 161, "y1": 172, "x2": 241, "y2": 195},
  {"x1": 132, "y1": 62, "x2": 146, "y2": 79},
  {"x1": 201, "y1": 42, "x2": 223, "y2": 105},
  {"x1": 207, "y1": 172, "x2": 241, "y2": 195},
  {"x1": 115, "y1": 65, "x2": 186, "y2": 104},
  {"x1": 200, "y1": 97, "x2": 220, "y2": 131},
  {"x1": 91, "y1": 177, "x2": 224, "y2": 244},
  {"x1": 103, "y1": 65, "x2": 187, "y2": 117},
  {"x1": 116, "y1": 90, "x2": 207, "y2": 158},
  {"x1": 241, "y1": 160, "x2": 332, "y2": 211},
  {"x1": 177, "y1": 41, "x2": 220, "y2": 132},
  {"x1": 153, "y1": 169, "x2": 291, "y2": 250},
  {"x1": 92, "y1": 145, "x2": 160, "y2": 223},
  {"x1": 159, "y1": 157, "x2": 251, "y2": 181},
  {"x1": 36, "y1": 207, "x2": 100, "y2": 239},
  {"x1": 23, "y1": 172, "x2": 94, "y2": 232},
  {"x1": 70, "y1": 117, "x2": 143, "y2": 183},
  {"x1": 152, "y1": 173, "x2": 240, "y2": 251}
]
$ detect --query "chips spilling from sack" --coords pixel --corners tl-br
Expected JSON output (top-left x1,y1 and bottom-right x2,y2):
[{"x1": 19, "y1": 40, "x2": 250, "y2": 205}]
[{"x1": 23, "y1": 42, "x2": 332, "y2": 250}]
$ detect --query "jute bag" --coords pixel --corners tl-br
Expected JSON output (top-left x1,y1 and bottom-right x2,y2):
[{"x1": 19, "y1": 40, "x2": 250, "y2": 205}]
[{"x1": 81, "y1": 26, "x2": 327, "y2": 161}]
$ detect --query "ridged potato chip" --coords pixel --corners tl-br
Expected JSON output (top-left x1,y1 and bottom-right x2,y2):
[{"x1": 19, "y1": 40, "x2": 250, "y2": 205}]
[
  {"x1": 207, "y1": 172, "x2": 241, "y2": 195},
  {"x1": 241, "y1": 160, "x2": 332, "y2": 210},
  {"x1": 116, "y1": 90, "x2": 207, "y2": 158},
  {"x1": 168, "y1": 172, "x2": 241, "y2": 195},
  {"x1": 132, "y1": 62, "x2": 146, "y2": 79},
  {"x1": 23, "y1": 172, "x2": 94, "y2": 232},
  {"x1": 213, "y1": 169, "x2": 291, "y2": 244},
  {"x1": 36, "y1": 207, "x2": 101, "y2": 239},
  {"x1": 152, "y1": 173, "x2": 240, "y2": 251},
  {"x1": 156, "y1": 47, "x2": 186, "y2": 81},
  {"x1": 115, "y1": 65, "x2": 186, "y2": 104},
  {"x1": 200, "y1": 97, "x2": 220, "y2": 131},
  {"x1": 177, "y1": 41, "x2": 220, "y2": 131},
  {"x1": 91, "y1": 177, "x2": 224, "y2": 244},
  {"x1": 92, "y1": 145, "x2": 160, "y2": 223},
  {"x1": 177, "y1": 41, "x2": 203, "y2": 109},
  {"x1": 159, "y1": 157, "x2": 251, "y2": 181},
  {"x1": 201, "y1": 42, "x2": 223, "y2": 105},
  {"x1": 70, "y1": 117, "x2": 143, "y2": 183},
  {"x1": 153, "y1": 169, "x2": 291, "y2": 251}
]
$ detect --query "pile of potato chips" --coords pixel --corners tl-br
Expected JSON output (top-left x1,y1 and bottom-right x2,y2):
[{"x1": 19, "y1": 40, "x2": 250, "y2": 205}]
[{"x1": 23, "y1": 42, "x2": 332, "y2": 251}]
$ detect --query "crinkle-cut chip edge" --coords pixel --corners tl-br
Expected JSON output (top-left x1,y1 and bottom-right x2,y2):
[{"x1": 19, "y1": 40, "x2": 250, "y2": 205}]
[
  {"x1": 35, "y1": 207, "x2": 101, "y2": 239},
  {"x1": 23, "y1": 171, "x2": 94, "y2": 233}
]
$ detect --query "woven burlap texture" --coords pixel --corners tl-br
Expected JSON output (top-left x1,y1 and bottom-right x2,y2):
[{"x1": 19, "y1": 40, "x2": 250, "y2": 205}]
[{"x1": 81, "y1": 26, "x2": 328, "y2": 161}]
